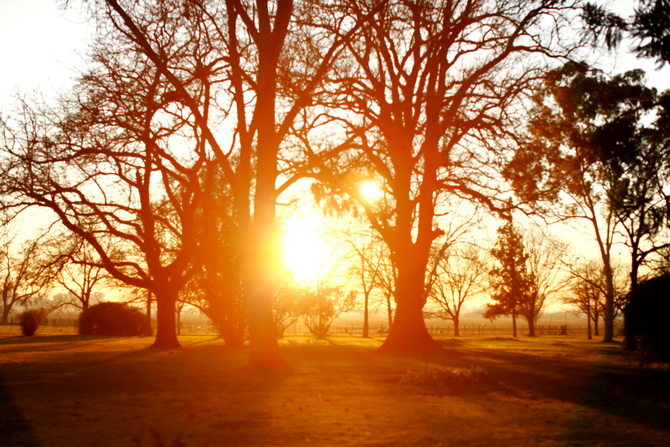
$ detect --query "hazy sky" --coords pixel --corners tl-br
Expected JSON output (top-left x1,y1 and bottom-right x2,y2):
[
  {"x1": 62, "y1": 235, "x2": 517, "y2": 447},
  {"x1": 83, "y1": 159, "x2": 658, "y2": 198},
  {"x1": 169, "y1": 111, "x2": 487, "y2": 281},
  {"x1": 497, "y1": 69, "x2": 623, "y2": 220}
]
[
  {"x1": 0, "y1": 0, "x2": 89, "y2": 104},
  {"x1": 0, "y1": 0, "x2": 668, "y2": 105}
]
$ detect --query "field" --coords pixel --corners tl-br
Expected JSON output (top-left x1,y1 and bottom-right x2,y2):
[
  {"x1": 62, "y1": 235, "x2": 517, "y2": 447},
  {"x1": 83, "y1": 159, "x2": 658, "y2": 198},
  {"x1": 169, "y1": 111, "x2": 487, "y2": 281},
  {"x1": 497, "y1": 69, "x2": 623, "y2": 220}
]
[{"x1": 1, "y1": 330, "x2": 669, "y2": 446}]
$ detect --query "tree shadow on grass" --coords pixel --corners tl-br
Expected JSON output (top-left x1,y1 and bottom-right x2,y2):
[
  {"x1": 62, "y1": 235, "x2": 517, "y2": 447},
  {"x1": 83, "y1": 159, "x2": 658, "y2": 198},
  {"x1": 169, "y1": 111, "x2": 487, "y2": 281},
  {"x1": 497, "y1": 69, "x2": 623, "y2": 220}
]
[{"x1": 0, "y1": 375, "x2": 40, "y2": 447}]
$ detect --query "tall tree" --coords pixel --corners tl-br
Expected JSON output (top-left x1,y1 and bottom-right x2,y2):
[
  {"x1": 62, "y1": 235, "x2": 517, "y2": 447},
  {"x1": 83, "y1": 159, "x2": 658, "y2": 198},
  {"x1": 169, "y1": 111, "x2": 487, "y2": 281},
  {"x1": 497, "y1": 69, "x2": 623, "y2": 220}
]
[
  {"x1": 94, "y1": 0, "x2": 355, "y2": 368},
  {"x1": 313, "y1": 0, "x2": 581, "y2": 354},
  {"x1": 508, "y1": 62, "x2": 660, "y2": 341},
  {"x1": 0, "y1": 13, "x2": 206, "y2": 348}
]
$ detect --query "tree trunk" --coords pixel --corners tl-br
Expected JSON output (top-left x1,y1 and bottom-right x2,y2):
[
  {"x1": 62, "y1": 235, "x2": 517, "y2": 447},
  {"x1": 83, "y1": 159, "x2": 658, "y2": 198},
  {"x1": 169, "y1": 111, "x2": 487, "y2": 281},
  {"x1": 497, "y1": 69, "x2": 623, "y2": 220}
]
[
  {"x1": 453, "y1": 316, "x2": 460, "y2": 337},
  {"x1": 601, "y1": 256, "x2": 616, "y2": 342},
  {"x1": 152, "y1": 287, "x2": 180, "y2": 349},
  {"x1": 512, "y1": 307, "x2": 518, "y2": 338},
  {"x1": 379, "y1": 264, "x2": 440, "y2": 354},
  {"x1": 362, "y1": 291, "x2": 370, "y2": 338},
  {"x1": 586, "y1": 300, "x2": 592, "y2": 340},
  {"x1": 386, "y1": 296, "x2": 393, "y2": 329},
  {"x1": 527, "y1": 315, "x2": 536, "y2": 337},
  {"x1": 243, "y1": 217, "x2": 287, "y2": 370},
  {"x1": 146, "y1": 290, "x2": 153, "y2": 336},
  {"x1": 1, "y1": 305, "x2": 9, "y2": 325}
]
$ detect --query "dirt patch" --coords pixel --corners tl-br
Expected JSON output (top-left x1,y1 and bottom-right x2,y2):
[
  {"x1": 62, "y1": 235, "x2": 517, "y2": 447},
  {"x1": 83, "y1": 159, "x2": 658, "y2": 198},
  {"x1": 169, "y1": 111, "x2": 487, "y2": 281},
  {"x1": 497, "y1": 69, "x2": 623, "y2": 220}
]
[{"x1": 0, "y1": 334, "x2": 668, "y2": 446}]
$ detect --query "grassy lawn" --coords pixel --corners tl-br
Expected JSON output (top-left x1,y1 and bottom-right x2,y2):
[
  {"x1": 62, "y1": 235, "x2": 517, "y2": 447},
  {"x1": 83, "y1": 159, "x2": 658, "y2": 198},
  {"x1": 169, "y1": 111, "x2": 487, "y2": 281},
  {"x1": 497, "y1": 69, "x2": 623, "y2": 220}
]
[{"x1": 1, "y1": 330, "x2": 669, "y2": 446}]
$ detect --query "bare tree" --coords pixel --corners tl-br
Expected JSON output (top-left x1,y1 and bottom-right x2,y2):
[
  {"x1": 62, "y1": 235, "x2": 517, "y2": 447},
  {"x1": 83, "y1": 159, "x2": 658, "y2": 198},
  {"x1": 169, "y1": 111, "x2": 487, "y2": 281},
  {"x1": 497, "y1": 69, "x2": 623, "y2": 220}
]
[
  {"x1": 521, "y1": 227, "x2": 568, "y2": 336},
  {"x1": 429, "y1": 245, "x2": 487, "y2": 337},
  {"x1": 0, "y1": 22, "x2": 205, "y2": 348},
  {"x1": 313, "y1": 0, "x2": 581, "y2": 353},
  {"x1": 0, "y1": 231, "x2": 55, "y2": 324},
  {"x1": 92, "y1": 0, "x2": 357, "y2": 368},
  {"x1": 47, "y1": 232, "x2": 112, "y2": 312},
  {"x1": 565, "y1": 259, "x2": 606, "y2": 340},
  {"x1": 302, "y1": 272, "x2": 356, "y2": 339}
]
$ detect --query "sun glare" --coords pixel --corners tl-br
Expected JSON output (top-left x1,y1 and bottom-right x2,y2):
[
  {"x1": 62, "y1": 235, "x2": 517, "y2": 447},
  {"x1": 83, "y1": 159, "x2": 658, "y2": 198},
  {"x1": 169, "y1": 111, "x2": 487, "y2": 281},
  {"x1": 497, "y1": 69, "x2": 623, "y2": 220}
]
[
  {"x1": 359, "y1": 180, "x2": 382, "y2": 203},
  {"x1": 282, "y1": 214, "x2": 324, "y2": 282}
]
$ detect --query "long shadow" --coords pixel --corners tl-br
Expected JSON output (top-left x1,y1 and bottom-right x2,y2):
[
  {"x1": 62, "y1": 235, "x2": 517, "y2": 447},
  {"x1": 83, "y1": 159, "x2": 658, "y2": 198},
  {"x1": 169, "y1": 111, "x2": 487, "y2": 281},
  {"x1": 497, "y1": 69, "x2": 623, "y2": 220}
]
[
  {"x1": 427, "y1": 340, "x2": 670, "y2": 436},
  {"x1": 577, "y1": 362, "x2": 670, "y2": 434},
  {"x1": 0, "y1": 374, "x2": 41, "y2": 447}
]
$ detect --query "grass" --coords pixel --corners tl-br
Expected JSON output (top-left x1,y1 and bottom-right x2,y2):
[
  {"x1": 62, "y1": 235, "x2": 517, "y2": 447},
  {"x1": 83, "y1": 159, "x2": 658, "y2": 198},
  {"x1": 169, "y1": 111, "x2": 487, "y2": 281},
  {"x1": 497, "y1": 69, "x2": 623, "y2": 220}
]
[{"x1": 1, "y1": 331, "x2": 669, "y2": 446}]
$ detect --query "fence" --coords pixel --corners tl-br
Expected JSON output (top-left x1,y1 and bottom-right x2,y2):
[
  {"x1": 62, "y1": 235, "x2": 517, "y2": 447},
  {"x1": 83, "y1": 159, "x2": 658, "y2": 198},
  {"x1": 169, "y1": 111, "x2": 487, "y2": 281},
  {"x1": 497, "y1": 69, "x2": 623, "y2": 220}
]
[{"x1": 0, "y1": 318, "x2": 617, "y2": 340}]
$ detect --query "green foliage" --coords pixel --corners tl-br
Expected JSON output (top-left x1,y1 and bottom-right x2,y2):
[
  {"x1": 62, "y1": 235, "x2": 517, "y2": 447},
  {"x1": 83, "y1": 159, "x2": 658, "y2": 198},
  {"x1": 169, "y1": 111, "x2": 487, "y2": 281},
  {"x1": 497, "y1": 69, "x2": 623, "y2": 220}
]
[
  {"x1": 18, "y1": 308, "x2": 48, "y2": 337},
  {"x1": 624, "y1": 274, "x2": 670, "y2": 362},
  {"x1": 78, "y1": 302, "x2": 149, "y2": 336}
]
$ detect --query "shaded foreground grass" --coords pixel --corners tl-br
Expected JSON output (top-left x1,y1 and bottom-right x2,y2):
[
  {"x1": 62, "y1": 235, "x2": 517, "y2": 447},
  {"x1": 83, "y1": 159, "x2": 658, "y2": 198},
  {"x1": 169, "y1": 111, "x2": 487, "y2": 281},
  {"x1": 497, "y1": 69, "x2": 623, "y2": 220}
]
[{"x1": 1, "y1": 333, "x2": 669, "y2": 446}]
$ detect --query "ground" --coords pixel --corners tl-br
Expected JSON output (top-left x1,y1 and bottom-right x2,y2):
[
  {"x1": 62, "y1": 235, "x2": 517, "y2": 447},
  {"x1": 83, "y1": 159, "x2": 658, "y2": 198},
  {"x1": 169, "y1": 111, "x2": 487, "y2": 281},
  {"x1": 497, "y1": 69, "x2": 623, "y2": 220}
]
[{"x1": 1, "y1": 329, "x2": 669, "y2": 446}]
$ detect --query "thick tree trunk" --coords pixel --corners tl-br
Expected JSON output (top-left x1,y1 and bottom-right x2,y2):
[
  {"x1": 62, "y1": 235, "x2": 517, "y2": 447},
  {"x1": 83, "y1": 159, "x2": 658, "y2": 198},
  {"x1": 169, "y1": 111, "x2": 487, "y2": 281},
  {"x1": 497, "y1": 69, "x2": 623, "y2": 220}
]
[
  {"x1": 379, "y1": 265, "x2": 440, "y2": 355},
  {"x1": 243, "y1": 219, "x2": 287, "y2": 370},
  {"x1": 151, "y1": 287, "x2": 180, "y2": 349},
  {"x1": 379, "y1": 298, "x2": 439, "y2": 354},
  {"x1": 453, "y1": 316, "x2": 460, "y2": 337},
  {"x1": 512, "y1": 307, "x2": 518, "y2": 338},
  {"x1": 1, "y1": 305, "x2": 9, "y2": 325},
  {"x1": 527, "y1": 315, "x2": 536, "y2": 337}
]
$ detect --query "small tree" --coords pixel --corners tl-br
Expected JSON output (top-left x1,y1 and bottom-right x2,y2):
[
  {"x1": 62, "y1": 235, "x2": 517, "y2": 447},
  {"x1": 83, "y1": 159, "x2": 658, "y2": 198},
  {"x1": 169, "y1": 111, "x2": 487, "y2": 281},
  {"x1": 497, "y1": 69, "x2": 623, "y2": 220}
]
[
  {"x1": 18, "y1": 308, "x2": 48, "y2": 337},
  {"x1": 485, "y1": 220, "x2": 530, "y2": 337},
  {"x1": 1, "y1": 233, "x2": 55, "y2": 324},
  {"x1": 565, "y1": 260, "x2": 606, "y2": 340},
  {"x1": 429, "y1": 245, "x2": 487, "y2": 337},
  {"x1": 302, "y1": 271, "x2": 356, "y2": 339}
]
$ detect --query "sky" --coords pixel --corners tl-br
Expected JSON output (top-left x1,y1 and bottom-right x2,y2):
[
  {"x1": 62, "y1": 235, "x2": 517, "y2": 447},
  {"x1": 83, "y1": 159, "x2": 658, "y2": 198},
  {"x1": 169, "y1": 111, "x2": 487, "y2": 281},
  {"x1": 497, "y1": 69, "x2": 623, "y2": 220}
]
[
  {"x1": 0, "y1": 0, "x2": 89, "y2": 105},
  {"x1": 0, "y1": 0, "x2": 669, "y2": 105}
]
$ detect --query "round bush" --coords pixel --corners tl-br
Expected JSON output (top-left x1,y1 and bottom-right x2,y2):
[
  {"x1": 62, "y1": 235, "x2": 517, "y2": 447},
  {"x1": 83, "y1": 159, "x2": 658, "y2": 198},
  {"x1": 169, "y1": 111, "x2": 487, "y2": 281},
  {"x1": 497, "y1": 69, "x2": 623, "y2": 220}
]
[
  {"x1": 19, "y1": 309, "x2": 48, "y2": 337},
  {"x1": 78, "y1": 302, "x2": 150, "y2": 336}
]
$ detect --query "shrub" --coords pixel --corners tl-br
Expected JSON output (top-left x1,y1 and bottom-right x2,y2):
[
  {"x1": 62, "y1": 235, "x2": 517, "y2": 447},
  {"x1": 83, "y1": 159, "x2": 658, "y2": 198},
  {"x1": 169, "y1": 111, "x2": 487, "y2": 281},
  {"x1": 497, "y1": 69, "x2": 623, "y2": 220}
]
[
  {"x1": 19, "y1": 309, "x2": 48, "y2": 337},
  {"x1": 78, "y1": 302, "x2": 150, "y2": 336},
  {"x1": 625, "y1": 273, "x2": 670, "y2": 363}
]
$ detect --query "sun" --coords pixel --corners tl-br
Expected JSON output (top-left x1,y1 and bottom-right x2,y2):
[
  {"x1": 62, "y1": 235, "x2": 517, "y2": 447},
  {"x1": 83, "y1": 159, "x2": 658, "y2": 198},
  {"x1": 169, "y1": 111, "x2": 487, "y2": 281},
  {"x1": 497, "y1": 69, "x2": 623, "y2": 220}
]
[
  {"x1": 281, "y1": 213, "x2": 324, "y2": 282},
  {"x1": 359, "y1": 180, "x2": 382, "y2": 203}
]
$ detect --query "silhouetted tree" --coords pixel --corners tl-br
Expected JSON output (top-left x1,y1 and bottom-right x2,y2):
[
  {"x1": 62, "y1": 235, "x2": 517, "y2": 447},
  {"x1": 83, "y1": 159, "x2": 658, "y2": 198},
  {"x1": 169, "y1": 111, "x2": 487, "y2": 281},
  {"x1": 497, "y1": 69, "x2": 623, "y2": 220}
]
[
  {"x1": 508, "y1": 62, "x2": 659, "y2": 342},
  {"x1": 429, "y1": 245, "x2": 487, "y2": 337},
  {"x1": 313, "y1": 0, "x2": 582, "y2": 354},
  {"x1": 94, "y1": 0, "x2": 355, "y2": 368},
  {"x1": 565, "y1": 259, "x2": 606, "y2": 340},
  {"x1": 0, "y1": 230, "x2": 55, "y2": 324},
  {"x1": 0, "y1": 25, "x2": 205, "y2": 348},
  {"x1": 522, "y1": 227, "x2": 568, "y2": 336},
  {"x1": 47, "y1": 233, "x2": 111, "y2": 312}
]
